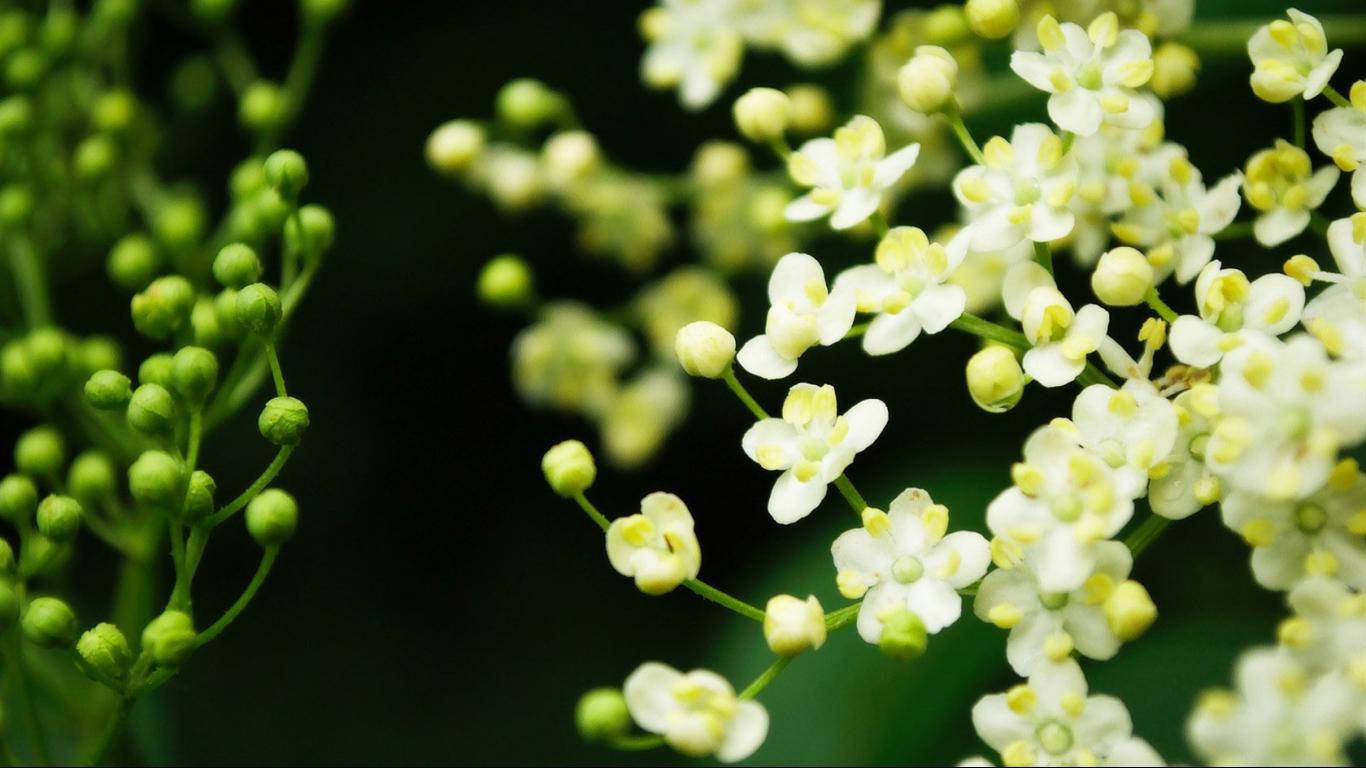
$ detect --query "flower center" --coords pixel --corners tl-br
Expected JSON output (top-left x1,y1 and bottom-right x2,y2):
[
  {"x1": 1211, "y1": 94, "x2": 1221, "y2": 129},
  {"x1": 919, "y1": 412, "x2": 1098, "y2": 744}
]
[
  {"x1": 1188, "y1": 433, "x2": 1209, "y2": 461},
  {"x1": 892, "y1": 555, "x2": 924, "y2": 584},
  {"x1": 1077, "y1": 62, "x2": 1104, "y2": 90},
  {"x1": 1036, "y1": 720, "x2": 1074, "y2": 755},
  {"x1": 1051, "y1": 493, "x2": 1083, "y2": 523},
  {"x1": 1294, "y1": 503, "x2": 1327, "y2": 534},
  {"x1": 1040, "y1": 591, "x2": 1069, "y2": 610}
]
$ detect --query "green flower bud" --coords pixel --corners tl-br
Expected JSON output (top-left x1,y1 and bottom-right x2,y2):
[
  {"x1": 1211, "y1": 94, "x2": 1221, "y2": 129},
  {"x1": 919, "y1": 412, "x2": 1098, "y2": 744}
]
[
  {"x1": 128, "y1": 450, "x2": 186, "y2": 509},
  {"x1": 15, "y1": 425, "x2": 64, "y2": 479},
  {"x1": 923, "y1": 5, "x2": 971, "y2": 46},
  {"x1": 239, "y1": 80, "x2": 287, "y2": 132},
  {"x1": 0, "y1": 475, "x2": 38, "y2": 522},
  {"x1": 92, "y1": 90, "x2": 137, "y2": 134},
  {"x1": 230, "y1": 156, "x2": 268, "y2": 199},
  {"x1": 191, "y1": 298, "x2": 224, "y2": 347},
  {"x1": 22, "y1": 596, "x2": 77, "y2": 648},
  {"x1": 41, "y1": 9, "x2": 78, "y2": 54},
  {"x1": 131, "y1": 275, "x2": 195, "y2": 339},
  {"x1": 190, "y1": 0, "x2": 237, "y2": 23},
  {"x1": 68, "y1": 451, "x2": 117, "y2": 502},
  {"x1": 24, "y1": 327, "x2": 69, "y2": 377},
  {"x1": 575, "y1": 688, "x2": 630, "y2": 742},
  {"x1": 425, "y1": 120, "x2": 484, "y2": 175},
  {"x1": 0, "y1": 581, "x2": 18, "y2": 629},
  {"x1": 245, "y1": 488, "x2": 298, "y2": 547},
  {"x1": 138, "y1": 353, "x2": 175, "y2": 388},
  {"x1": 141, "y1": 610, "x2": 196, "y2": 666},
  {"x1": 213, "y1": 243, "x2": 263, "y2": 288},
  {"x1": 171, "y1": 346, "x2": 219, "y2": 405},
  {"x1": 235, "y1": 283, "x2": 282, "y2": 337},
  {"x1": 7, "y1": 48, "x2": 47, "y2": 90},
  {"x1": 0, "y1": 184, "x2": 31, "y2": 226},
  {"x1": 1, "y1": 342, "x2": 36, "y2": 394},
  {"x1": 283, "y1": 204, "x2": 335, "y2": 258},
  {"x1": 300, "y1": 0, "x2": 348, "y2": 25},
  {"x1": 106, "y1": 234, "x2": 161, "y2": 293},
  {"x1": 77, "y1": 623, "x2": 133, "y2": 682},
  {"x1": 0, "y1": 539, "x2": 15, "y2": 574},
  {"x1": 965, "y1": 0, "x2": 1019, "y2": 40},
  {"x1": 183, "y1": 470, "x2": 216, "y2": 523},
  {"x1": 1091, "y1": 247, "x2": 1154, "y2": 307},
  {"x1": 85, "y1": 369, "x2": 132, "y2": 410},
  {"x1": 236, "y1": 188, "x2": 290, "y2": 239},
  {"x1": 36, "y1": 494, "x2": 81, "y2": 541},
  {"x1": 878, "y1": 609, "x2": 927, "y2": 660},
  {"x1": 258, "y1": 396, "x2": 309, "y2": 445},
  {"x1": 169, "y1": 56, "x2": 218, "y2": 113},
  {"x1": 496, "y1": 78, "x2": 562, "y2": 129},
  {"x1": 674, "y1": 321, "x2": 736, "y2": 379},
  {"x1": 214, "y1": 289, "x2": 244, "y2": 340},
  {"x1": 19, "y1": 534, "x2": 59, "y2": 578},
  {"x1": 733, "y1": 87, "x2": 792, "y2": 142},
  {"x1": 153, "y1": 196, "x2": 207, "y2": 251},
  {"x1": 79, "y1": 336, "x2": 123, "y2": 375},
  {"x1": 476, "y1": 255, "x2": 534, "y2": 308},
  {"x1": 0, "y1": 95, "x2": 32, "y2": 134},
  {"x1": 264, "y1": 149, "x2": 308, "y2": 199},
  {"x1": 74, "y1": 135, "x2": 119, "y2": 179},
  {"x1": 541, "y1": 440, "x2": 595, "y2": 497},
  {"x1": 127, "y1": 383, "x2": 176, "y2": 435},
  {"x1": 93, "y1": 0, "x2": 138, "y2": 25},
  {"x1": 966, "y1": 345, "x2": 1025, "y2": 414}
]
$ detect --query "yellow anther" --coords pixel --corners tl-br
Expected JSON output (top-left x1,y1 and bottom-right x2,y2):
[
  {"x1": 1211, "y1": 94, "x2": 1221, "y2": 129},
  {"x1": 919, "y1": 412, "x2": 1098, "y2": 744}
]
[
  {"x1": 793, "y1": 460, "x2": 821, "y2": 483},
  {"x1": 1176, "y1": 207, "x2": 1200, "y2": 235},
  {"x1": 882, "y1": 290, "x2": 911, "y2": 315},
  {"x1": 983, "y1": 135, "x2": 1014, "y2": 169},
  {"x1": 1352, "y1": 80, "x2": 1366, "y2": 110},
  {"x1": 1169, "y1": 156, "x2": 1194, "y2": 185},
  {"x1": 1139, "y1": 317, "x2": 1166, "y2": 348},
  {"x1": 1332, "y1": 143, "x2": 1359, "y2": 172},
  {"x1": 1087, "y1": 12, "x2": 1118, "y2": 48},
  {"x1": 922, "y1": 503, "x2": 949, "y2": 542},
  {"x1": 1002, "y1": 740, "x2": 1037, "y2": 768},
  {"x1": 1278, "y1": 616, "x2": 1313, "y2": 648},
  {"x1": 1037, "y1": 15, "x2": 1064, "y2": 52},
  {"x1": 1037, "y1": 134, "x2": 1063, "y2": 170},
  {"x1": 959, "y1": 176, "x2": 990, "y2": 203},
  {"x1": 804, "y1": 277, "x2": 829, "y2": 305},
  {"x1": 1241, "y1": 352, "x2": 1274, "y2": 388},
  {"x1": 1144, "y1": 241, "x2": 1173, "y2": 267},
  {"x1": 1196, "y1": 689, "x2": 1237, "y2": 718},
  {"x1": 836, "y1": 569, "x2": 869, "y2": 599},
  {"x1": 1245, "y1": 181, "x2": 1277, "y2": 211},
  {"x1": 1049, "y1": 68, "x2": 1074, "y2": 92},
  {"x1": 1100, "y1": 91, "x2": 1130, "y2": 114},
  {"x1": 1329, "y1": 458, "x2": 1360, "y2": 491},
  {"x1": 1266, "y1": 464, "x2": 1301, "y2": 500},
  {"x1": 1006, "y1": 684, "x2": 1036, "y2": 714},
  {"x1": 1110, "y1": 222, "x2": 1145, "y2": 245},
  {"x1": 988, "y1": 602, "x2": 1024, "y2": 629},
  {"x1": 1128, "y1": 180, "x2": 1156, "y2": 206},
  {"x1": 1008, "y1": 205, "x2": 1033, "y2": 225},
  {"x1": 1188, "y1": 383, "x2": 1219, "y2": 417},
  {"x1": 1043, "y1": 630, "x2": 1074, "y2": 660},
  {"x1": 1241, "y1": 518, "x2": 1276, "y2": 547},
  {"x1": 787, "y1": 152, "x2": 818, "y2": 186},
  {"x1": 1307, "y1": 317, "x2": 1345, "y2": 357},
  {"x1": 828, "y1": 417, "x2": 849, "y2": 446},
  {"x1": 1083, "y1": 572, "x2": 1116, "y2": 604},
  {"x1": 1107, "y1": 390, "x2": 1138, "y2": 418},
  {"x1": 1147, "y1": 462, "x2": 1171, "y2": 479},
  {"x1": 862, "y1": 506, "x2": 891, "y2": 537},
  {"x1": 1061, "y1": 334, "x2": 1095, "y2": 360},
  {"x1": 1194, "y1": 473, "x2": 1221, "y2": 504},
  {"x1": 1281, "y1": 184, "x2": 1308, "y2": 210},
  {"x1": 991, "y1": 536, "x2": 1024, "y2": 568},
  {"x1": 756, "y1": 444, "x2": 788, "y2": 470},
  {"x1": 1061, "y1": 691, "x2": 1086, "y2": 718},
  {"x1": 1116, "y1": 59, "x2": 1154, "y2": 89},
  {"x1": 620, "y1": 515, "x2": 656, "y2": 547},
  {"x1": 1261, "y1": 297, "x2": 1290, "y2": 327},
  {"x1": 936, "y1": 549, "x2": 961, "y2": 579},
  {"x1": 1284, "y1": 254, "x2": 1319, "y2": 285},
  {"x1": 1012, "y1": 463, "x2": 1045, "y2": 496},
  {"x1": 1305, "y1": 547, "x2": 1340, "y2": 577},
  {"x1": 1044, "y1": 179, "x2": 1074, "y2": 208}
]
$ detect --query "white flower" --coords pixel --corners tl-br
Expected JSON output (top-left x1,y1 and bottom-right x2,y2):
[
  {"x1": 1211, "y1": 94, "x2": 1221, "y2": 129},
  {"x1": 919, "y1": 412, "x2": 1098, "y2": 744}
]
[
  {"x1": 763, "y1": 594, "x2": 826, "y2": 655},
  {"x1": 1010, "y1": 13, "x2": 1155, "y2": 137},
  {"x1": 1188, "y1": 648, "x2": 1358, "y2": 766},
  {"x1": 1281, "y1": 576, "x2": 1366, "y2": 683},
  {"x1": 741, "y1": 383, "x2": 887, "y2": 523},
  {"x1": 1147, "y1": 385, "x2": 1221, "y2": 520},
  {"x1": 1067, "y1": 127, "x2": 1143, "y2": 267},
  {"x1": 974, "y1": 539, "x2": 1134, "y2": 675},
  {"x1": 832, "y1": 488, "x2": 990, "y2": 642},
  {"x1": 1247, "y1": 9, "x2": 1343, "y2": 104},
  {"x1": 1312, "y1": 102, "x2": 1366, "y2": 209},
  {"x1": 600, "y1": 368, "x2": 690, "y2": 468},
  {"x1": 1111, "y1": 145, "x2": 1243, "y2": 283},
  {"x1": 511, "y1": 302, "x2": 635, "y2": 417},
  {"x1": 1071, "y1": 379, "x2": 1179, "y2": 497},
  {"x1": 1168, "y1": 261, "x2": 1305, "y2": 368},
  {"x1": 1244, "y1": 139, "x2": 1340, "y2": 248},
  {"x1": 639, "y1": 0, "x2": 744, "y2": 110},
  {"x1": 1303, "y1": 216, "x2": 1366, "y2": 360},
  {"x1": 1206, "y1": 333, "x2": 1366, "y2": 500},
  {"x1": 1326, "y1": 215, "x2": 1366, "y2": 279},
  {"x1": 736, "y1": 253, "x2": 856, "y2": 379},
  {"x1": 833, "y1": 226, "x2": 971, "y2": 355},
  {"x1": 1003, "y1": 262, "x2": 1110, "y2": 387},
  {"x1": 1221, "y1": 468, "x2": 1366, "y2": 591},
  {"x1": 606, "y1": 492, "x2": 702, "y2": 594},
  {"x1": 623, "y1": 662, "x2": 768, "y2": 762},
  {"x1": 785, "y1": 115, "x2": 921, "y2": 230},
  {"x1": 987, "y1": 421, "x2": 1136, "y2": 593},
  {"x1": 972, "y1": 658, "x2": 1139, "y2": 767},
  {"x1": 954, "y1": 123, "x2": 1078, "y2": 252},
  {"x1": 736, "y1": 0, "x2": 879, "y2": 68}
]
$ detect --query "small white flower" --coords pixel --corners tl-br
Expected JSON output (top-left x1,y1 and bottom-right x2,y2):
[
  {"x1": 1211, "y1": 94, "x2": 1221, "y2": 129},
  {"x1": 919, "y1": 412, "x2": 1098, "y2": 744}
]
[
  {"x1": 972, "y1": 658, "x2": 1139, "y2": 767},
  {"x1": 1146, "y1": 385, "x2": 1221, "y2": 520},
  {"x1": 623, "y1": 662, "x2": 768, "y2": 762},
  {"x1": 832, "y1": 488, "x2": 990, "y2": 642},
  {"x1": 1169, "y1": 260, "x2": 1305, "y2": 368},
  {"x1": 833, "y1": 226, "x2": 971, "y2": 355},
  {"x1": 785, "y1": 115, "x2": 920, "y2": 230},
  {"x1": 987, "y1": 422, "x2": 1136, "y2": 593},
  {"x1": 1281, "y1": 576, "x2": 1366, "y2": 682},
  {"x1": 974, "y1": 539, "x2": 1134, "y2": 675},
  {"x1": 763, "y1": 594, "x2": 826, "y2": 656},
  {"x1": 639, "y1": 0, "x2": 744, "y2": 110},
  {"x1": 606, "y1": 492, "x2": 702, "y2": 595},
  {"x1": 736, "y1": 0, "x2": 880, "y2": 68},
  {"x1": 1303, "y1": 215, "x2": 1366, "y2": 359},
  {"x1": 954, "y1": 123, "x2": 1078, "y2": 252},
  {"x1": 511, "y1": 302, "x2": 635, "y2": 417},
  {"x1": 1010, "y1": 12, "x2": 1155, "y2": 137},
  {"x1": 1247, "y1": 9, "x2": 1343, "y2": 104},
  {"x1": 1071, "y1": 379, "x2": 1179, "y2": 497},
  {"x1": 736, "y1": 252, "x2": 856, "y2": 379},
  {"x1": 1243, "y1": 139, "x2": 1340, "y2": 248},
  {"x1": 1003, "y1": 262, "x2": 1110, "y2": 387},
  {"x1": 741, "y1": 383, "x2": 887, "y2": 523},
  {"x1": 1312, "y1": 101, "x2": 1366, "y2": 209}
]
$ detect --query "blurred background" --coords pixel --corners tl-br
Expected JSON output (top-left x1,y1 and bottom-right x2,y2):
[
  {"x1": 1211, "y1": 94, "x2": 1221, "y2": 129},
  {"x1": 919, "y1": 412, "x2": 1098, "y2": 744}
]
[{"x1": 4, "y1": 0, "x2": 1366, "y2": 764}]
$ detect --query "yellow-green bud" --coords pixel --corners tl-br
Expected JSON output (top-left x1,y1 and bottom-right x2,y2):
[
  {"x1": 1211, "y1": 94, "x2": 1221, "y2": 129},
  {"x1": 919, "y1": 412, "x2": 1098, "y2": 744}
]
[
  {"x1": 7, "y1": 49, "x2": 47, "y2": 91},
  {"x1": 0, "y1": 539, "x2": 14, "y2": 575},
  {"x1": 171, "y1": 346, "x2": 219, "y2": 405},
  {"x1": 153, "y1": 196, "x2": 207, "y2": 251},
  {"x1": 1151, "y1": 42, "x2": 1199, "y2": 99},
  {"x1": 191, "y1": 298, "x2": 224, "y2": 347},
  {"x1": 898, "y1": 46, "x2": 958, "y2": 114},
  {"x1": 733, "y1": 87, "x2": 792, "y2": 142},
  {"x1": 496, "y1": 78, "x2": 562, "y2": 129},
  {"x1": 213, "y1": 243, "x2": 263, "y2": 288},
  {"x1": 239, "y1": 80, "x2": 287, "y2": 132},
  {"x1": 190, "y1": 0, "x2": 238, "y2": 24},
  {"x1": 92, "y1": 90, "x2": 137, "y2": 134},
  {"x1": 0, "y1": 96, "x2": 32, "y2": 134},
  {"x1": 283, "y1": 204, "x2": 336, "y2": 258},
  {"x1": 0, "y1": 581, "x2": 17, "y2": 629},
  {"x1": 24, "y1": 327, "x2": 68, "y2": 377},
  {"x1": 131, "y1": 275, "x2": 196, "y2": 339},
  {"x1": 763, "y1": 594, "x2": 827, "y2": 656},
  {"x1": 22, "y1": 596, "x2": 77, "y2": 647},
  {"x1": 965, "y1": 0, "x2": 1019, "y2": 39},
  {"x1": 542, "y1": 131, "x2": 600, "y2": 186},
  {"x1": 1, "y1": 341, "x2": 35, "y2": 394},
  {"x1": 542, "y1": 440, "x2": 596, "y2": 497},
  {"x1": 674, "y1": 321, "x2": 736, "y2": 379},
  {"x1": 106, "y1": 234, "x2": 160, "y2": 293},
  {"x1": 0, "y1": 475, "x2": 38, "y2": 522},
  {"x1": 127, "y1": 383, "x2": 176, "y2": 434},
  {"x1": 966, "y1": 345, "x2": 1025, "y2": 413},
  {"x1": 15, "y1": 425, "x2": 64, "y2": 478},
  {"x1": 0, "y1": 184, "x2": 31, "y2": 226},
  {"x1": 923, "y1": 5, "x2": 971, "y2": 45},
  {"x1": 36, "y1": 494, "x2": 81, "y2": 541},
  {"x1": 235, "y1": 283, "x2": 282, "y2": 337},
  {"x1": 878, "y1": 608, "x2": 928, "y2": 660},
  {"x1": 215, "y1": 289, "x2": 244, "y2": 340},
  {"x1": 128, "y1": 450, "x2": 185, "y2": 509},
  {"x1": 426, "y1": 120, "x2": 485, "y2": 175},
  {"x1": 785, "y1": 84, "x2": 832, "y2": 134},
  {"x1": 169, "y1": 57, "x2": 218, "y2": 112},
  {"x1": 264, "y1": 149, "x2": 308, "y2": 199},
  {"x1": 74, "y1": 135, "x2": 119, "y2": 179},
  {"x1": 258, "y1": 396, "x2": 309, "y2": 445},
  {"x1": 77, "y1": 623, "x2": 133, "y2": 682},
  {"x1": 1092, "y1": 247, "x2": 1154, "y2": 306},
  {"x1": 41, "y1": 9, "x2": 78, "y2": 54},
  {"x1": 575, "y1": 688, "x2": 630, "y2": 742},
  {"x1": 245, "y1": 488, "x2": 298, "y2": 547},
  {"x1": 183, "y1": 470, "x2": 216, "y2": 523},
  {"x1": 138, "y1": 353, "x2": 175, "y2": 388},
  {"x1": 476, "y1": 255, "x2": 534, "y2": 308},
  {"x1": 1104, "y1": 580, "x2": 1157, "y2": 641},
  {"x1": 17, "y1": 534, "x2": 56, "y2": 579},
  {"x1": 69, "y1": 451, "x2": 117, "y2": 502},
  {"x1": 80, "y1": 337, "x2": 122, "y2": 375},
  {"x1": 141, "y1": 610, "x2": 196, "y2": 666}
]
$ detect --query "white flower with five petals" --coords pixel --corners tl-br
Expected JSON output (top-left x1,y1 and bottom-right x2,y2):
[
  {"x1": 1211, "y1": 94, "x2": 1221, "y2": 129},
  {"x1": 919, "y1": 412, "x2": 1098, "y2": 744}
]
[
  {"x1": 606, "y1": 492, "x2": 702, "y2": 595},
  {"x1": 737, "y1": 252, "x2": 856, "y2": 379},
  {"x1": 639, "y1": 0, "x2": 744, "y2": 110},
  {"x1": 1146, "y1": 385, "x2": 1221, "y2": 520},
  {"x1": 1071, "y1": 379, "x2": 1179, "y2": 497},
  {"x1": 1247, "y1": 9, "x2": 1343, "y2": 104},
  {"x1": 784, "y1": 115, "x2": 920, "y2": 230},
  {"x1": 1312, "y1": 101, "x2": 1366, "y2": 209},
  {"x1": 1003, "y1": 262, "x2": 1111, "y2": 387},
  {"x1": 623, "y1": 662, "x2": 768, "y2": 762},
  {"x1": 954, "y1": 123, "x2": 1078, "y2": 252},
  {"x1": 1243, "y1": 139, "x2": 1339, "y2": 248},
  {"x1": 1169, "y1": 260, "x2": 1305, "y2": 368}
]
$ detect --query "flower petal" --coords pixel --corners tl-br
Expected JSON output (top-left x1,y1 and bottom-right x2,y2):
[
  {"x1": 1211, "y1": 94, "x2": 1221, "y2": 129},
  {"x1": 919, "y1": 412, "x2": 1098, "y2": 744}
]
[{"x1": 737, "y1": 335, "x2": 798, "y2": 380}]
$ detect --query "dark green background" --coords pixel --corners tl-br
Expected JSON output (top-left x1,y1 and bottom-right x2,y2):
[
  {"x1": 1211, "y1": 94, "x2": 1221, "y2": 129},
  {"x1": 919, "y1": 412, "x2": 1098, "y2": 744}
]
[{"x1": 6, "y1": 0, "x2": 1366, "y2": 764}]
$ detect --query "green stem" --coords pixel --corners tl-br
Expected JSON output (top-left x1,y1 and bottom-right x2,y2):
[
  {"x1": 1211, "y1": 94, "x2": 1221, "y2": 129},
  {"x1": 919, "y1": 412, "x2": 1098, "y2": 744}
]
[
  {"x1": 738, "y1": 656, "x2": 793, "y2": 700},
  {"x1": 681, "y1": 580, "x2": 766, "y2": 623},
  {"x1": 869, "y1": 210, "x2": 890, "y2": 237},
  {"x1": 185, "y1": 410, "x2": 203, "y2": 472},
  {"x1": 1322, "y1": 84, "x2": 1352, "y2": 109},
  {"x1": 1144, "y1": 288, "x2": 1178, "y2": 324},
  {"x1": 7, "y1": 236, "x2": 50, "y2": 329},
  {"x1": 211, "y1": 30, "x2": 257, "y2": 97},
  {"x1": 844, "y1": 322, "x2": 869, "y2": 340},
  {"x1": 1032, "y1": 240, "x2": 1054, "y2": 276},
  {"x1": 1177, "y1": 16, "x2": 1366, "y2": 55},
  {"x1": 203, "y1": 446, "x2": 295, "y2": 528},
  {"x1": 9, "y1": 634, "x2": 51, "y2": 764},
  {"x1": 824, "y1": 602, "x2": 861, "y2": 631},
  {"x1": 86, "y1": 696, "x2": 132, "y2": 766},
  {"x1": 832, "y1": 475, "x2": 868, "y2": 514},
  {"x1": 168, "y1": 521, "x2": 191, "y2": 611},
  {"x1": 572, "y1": 492, "x2": 611, "y2": 533},
  {"x1": 1293, "y1": 97, "x2": 1306, "y2": 149},
  {"x1": 1123, "y1": 513, "x2": 1172, "y2": 557},
  {"x1": 193, "y1": 546, "x2": 278, "y2": 648},
  {"x1": 949, "y1": 313, "x2": 1116, "y2": 388},
  {"x1": 264, "y1": 343, "x2": 287, "y2": 397},
  {"x1": 722, "y1": 366, "x2": 769, "y2": 420},
  {"x1": 1310, "y1": 211, "x2": 1331, "y2": 238},
  {"x1": 605, "y1": 734, "x2": 665, "y2": 751},
  {"x1": 944, "y1": 101, "x2": 985, "y2": 165},
  {"x1": 1213, "y1": 221, "x2": 1254, "y2": 241}
]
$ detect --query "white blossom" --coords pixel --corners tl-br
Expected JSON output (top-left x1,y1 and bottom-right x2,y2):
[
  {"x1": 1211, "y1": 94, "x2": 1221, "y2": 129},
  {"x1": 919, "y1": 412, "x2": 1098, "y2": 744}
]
[
  {"x1": 954, "y1": 123, "x2": 1078, "y2": 252},
  {"x1": 1312, "y1": 102, "x2": 1366, "y2": 209},
  {"x1": 1247, "y1": 9, "x2": 1343, "y2": 104},
  {"x1": 606, "y1": 492, "x2": 702, "y2": 594},
  {"x1": 1244, "y1": 139, "x2": 1340, "y2": 248},
  {"x1": 1003, "y1": 262, "x2": 1110, "y2": 387},
  {"x1": 1169, "y1": 260, "x2": 1305, "y2": 368},
  {"x1": 737, "y1": 252, "x2": 856, "y2": 379},
  {"x1": 785, "y1": 115, "x2": 920, "y2": 230},
  {"x1": 639, "y1": 0, "x2": 744, "y2": 110},
  {"x1": 623, "y1": 662, "x2": 768, "y2": 762},
  {"x1": 1146, "y1": 385, "x2": 1221, "y2": 520}
]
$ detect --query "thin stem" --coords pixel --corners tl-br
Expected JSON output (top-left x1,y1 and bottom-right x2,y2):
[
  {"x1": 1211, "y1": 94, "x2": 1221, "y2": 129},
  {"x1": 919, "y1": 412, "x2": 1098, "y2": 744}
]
[
  {"x1": 949, "y1": 313, "x2": 1116, "y2": 388},
  {"x1": 944, "y1": 101, "x2": 984, "y2": 165},
  {"x1": 168, "y1": 521, "x2": 191, "y2": 611},
  {"x1": 87, "y1": 695, "x2": 132, "y2": 766},
  {"x1": 193, "y1": 546, "x2": 279, "y2": 648},
  {"x1": 1178, "y1": 16, "x2": 1366, "y2": 55},
  {"x1": 739, "y1": 656, "x2": 793, "y2": 700},
  {"x1": 1293, "y1": 97, "x2": 1306, "y2": 149},
  {"x1": 832, "y1": 475, "x2": 868, "y2": 514},
  {"x1": 1144, "y1": 288, "x2": 1178, "y2": 323},
  {"x1": 572, "y1": 493, "x2": 611, "y2": 533},
  {"x1": 1123, "y1": 513, "x2": 1172, "y2": 557},
  {"x1": 264, "y1": 343, "x2": 287, "y2": 397},
  {"x1": 869, "y1": 210, "x2": 891, "y2": 237},
  {"x1": 605, "y1": 734, "x2": 665, "y2": 751},
  {"x1": 824, "y1": 602, "x2": 861, "y2": 631},
  {"x1": 204, "y1": 446, "x2": 295, "y2": 528},
  {"x1": 1310, "y1": 211, "x2": 1331, "y2": 238},
  {"x1": 9, "y1": 634, "x2": 51, "y2": 764},
  {"x1": 1322, "y1": 84, "x2": 1352, "y2": 109},
  {"x1": 1032, "y1": 241, "x2": 1054, "y2": 276},
  {"x1": 681, "y1": 580, "x2": 766, "y2": 623},
  {"x1": 7, "y1": 236, "x2": 50, "y2": 328},
  {"x1": 1213, "y1": 221, "x2": 1254, "y2": 241},
  {"x1": 844, "y1": 322, "x2": 869, "y2": 340},
  {"x1": 185, "y1": 410, "x2": 203, "y2": 472},
  {"x1": 211, "y1": 30, "x2": 257, "y2": 97},
  {"x1": 721, "y1": 366, "x2": 769, "y2": 420}
]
